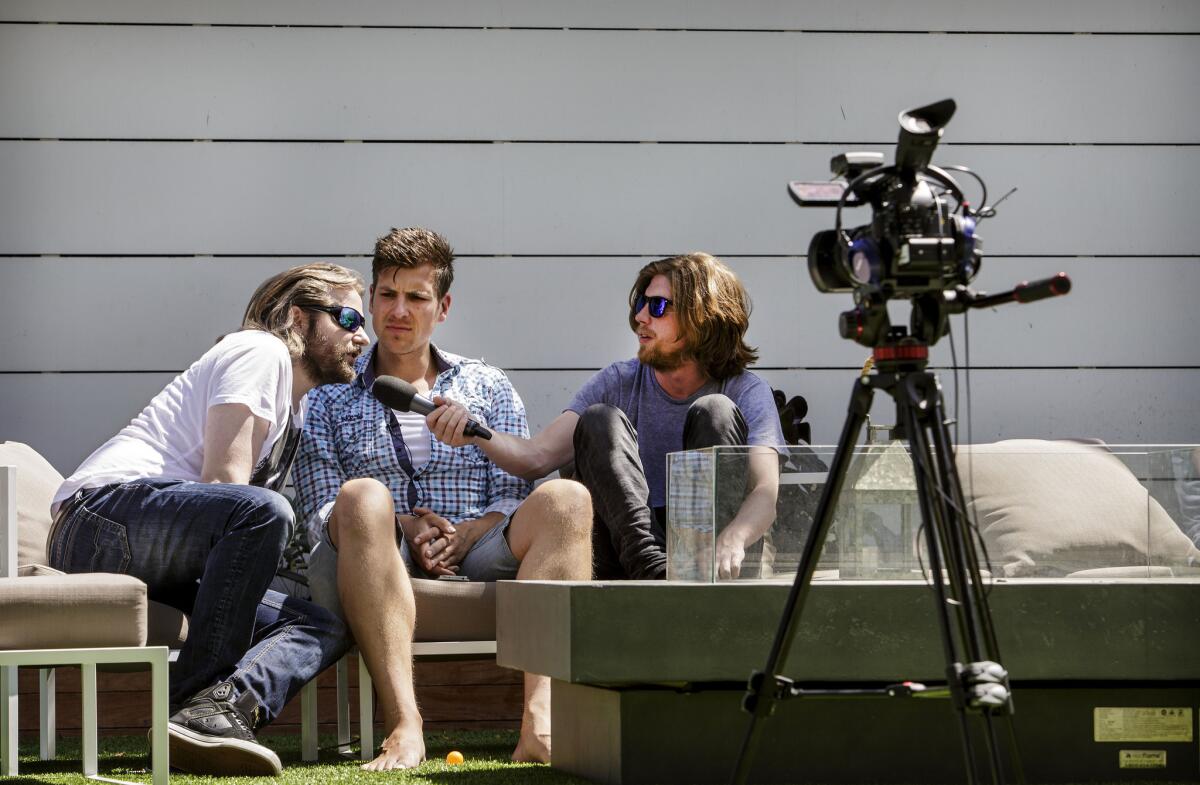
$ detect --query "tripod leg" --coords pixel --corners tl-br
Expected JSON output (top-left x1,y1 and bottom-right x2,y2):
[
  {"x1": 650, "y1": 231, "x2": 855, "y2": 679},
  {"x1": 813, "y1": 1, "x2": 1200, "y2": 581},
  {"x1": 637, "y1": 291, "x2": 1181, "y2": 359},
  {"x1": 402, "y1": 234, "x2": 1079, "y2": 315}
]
[
  {"x1": 922, "y1": 383, "x2": 1006, "y2": 667},
  {"x1": 902, "y1": 372, "x2": 1014, "y2": 785},
  {"x1": 919, "y1": 379, "x2": 1019, "y2": 784},
  {"x1": 898, "y1": 383, "x2": 982, "y2": 785},
  {"x1": 730, "y1": 378, "x2": 873, "y2": 785}
]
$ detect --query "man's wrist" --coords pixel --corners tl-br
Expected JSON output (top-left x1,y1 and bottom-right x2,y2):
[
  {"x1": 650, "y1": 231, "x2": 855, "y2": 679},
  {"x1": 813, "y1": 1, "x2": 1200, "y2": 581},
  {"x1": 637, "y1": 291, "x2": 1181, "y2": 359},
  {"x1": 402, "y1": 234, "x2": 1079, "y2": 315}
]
[
  {"x1": 718, "y1": 521, "x2": 752, "y2": 546},
  {"x1": 396, "y1": 513, "x2": 420, "y2": 541},
  {"x1": 460, "y1": 514, "x2": 496, "y2": 545}
]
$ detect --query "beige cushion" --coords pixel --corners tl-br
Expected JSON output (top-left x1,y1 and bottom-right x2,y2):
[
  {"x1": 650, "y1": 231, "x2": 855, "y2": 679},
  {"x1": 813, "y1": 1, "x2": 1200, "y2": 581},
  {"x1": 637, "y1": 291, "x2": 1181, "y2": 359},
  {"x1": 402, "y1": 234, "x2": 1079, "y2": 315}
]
[
  {"x1": 956, "y1": 440, "x2": 1200, "y2": 577},
  {"x1": 17, "y1": 563, "x2": 186, "y2": 648},
  {"x1": 0, "y1": 572, "x2": 147, "y2": 649},
  {"x1": 0, "y1": 441, "x2": 64, "y2": 567},
  {"x1": 411, "y1": 578, "x2": 496, "y2": 642}
]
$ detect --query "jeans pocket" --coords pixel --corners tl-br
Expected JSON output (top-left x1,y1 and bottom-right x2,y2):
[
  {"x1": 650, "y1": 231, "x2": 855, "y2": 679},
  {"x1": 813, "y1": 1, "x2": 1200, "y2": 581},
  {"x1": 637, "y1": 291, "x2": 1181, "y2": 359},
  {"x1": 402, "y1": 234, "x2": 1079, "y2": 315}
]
[{"x1": 74, "y1": 506, "x2": 133, "y2": 574}]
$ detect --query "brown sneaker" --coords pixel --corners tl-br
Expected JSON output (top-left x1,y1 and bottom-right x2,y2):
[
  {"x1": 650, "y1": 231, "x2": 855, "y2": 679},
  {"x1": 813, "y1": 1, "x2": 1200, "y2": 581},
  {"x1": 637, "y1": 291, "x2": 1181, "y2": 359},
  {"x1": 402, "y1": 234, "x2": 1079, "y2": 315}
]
[{"x1": 166, "y1": 681, "x2": 282, "y2": 775}]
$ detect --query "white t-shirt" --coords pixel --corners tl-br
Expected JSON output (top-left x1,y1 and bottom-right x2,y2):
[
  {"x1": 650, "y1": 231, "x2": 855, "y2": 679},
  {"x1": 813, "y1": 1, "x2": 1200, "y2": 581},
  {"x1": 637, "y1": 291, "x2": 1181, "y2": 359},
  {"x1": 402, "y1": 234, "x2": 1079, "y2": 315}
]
[
  {"x1": 54, "y1": 330, "x2": 298, "y2": 506},
  {"x1": 392, "y1": 409, "x2": 431, "y2": 469}
]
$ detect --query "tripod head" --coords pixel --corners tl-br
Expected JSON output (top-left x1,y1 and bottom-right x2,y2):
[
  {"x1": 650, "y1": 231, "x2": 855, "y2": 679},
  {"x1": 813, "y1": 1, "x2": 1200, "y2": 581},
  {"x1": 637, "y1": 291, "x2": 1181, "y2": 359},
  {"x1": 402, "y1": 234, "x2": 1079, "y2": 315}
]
[{"x1": 790, "y1": 98, "x2": 1072, "y2": 348}]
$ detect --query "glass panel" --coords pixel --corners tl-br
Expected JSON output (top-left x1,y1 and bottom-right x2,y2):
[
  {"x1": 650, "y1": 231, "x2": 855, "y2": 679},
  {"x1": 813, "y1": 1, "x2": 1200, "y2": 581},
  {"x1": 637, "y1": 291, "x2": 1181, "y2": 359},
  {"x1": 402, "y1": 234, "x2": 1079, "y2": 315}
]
[
  {"x1": 666, "y1": 442, "x2": 1200, "y2": 582},
  {"x1": 665, "y1": 448, "x2": 716, "y2": 581}
]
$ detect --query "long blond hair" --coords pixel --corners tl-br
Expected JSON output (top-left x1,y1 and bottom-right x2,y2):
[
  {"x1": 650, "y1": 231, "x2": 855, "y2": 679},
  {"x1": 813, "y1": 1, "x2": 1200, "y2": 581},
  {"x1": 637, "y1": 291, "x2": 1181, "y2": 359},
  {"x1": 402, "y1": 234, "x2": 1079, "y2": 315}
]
[{"x1": 241, "y1": 263, "x2": 365, "y2": 359}]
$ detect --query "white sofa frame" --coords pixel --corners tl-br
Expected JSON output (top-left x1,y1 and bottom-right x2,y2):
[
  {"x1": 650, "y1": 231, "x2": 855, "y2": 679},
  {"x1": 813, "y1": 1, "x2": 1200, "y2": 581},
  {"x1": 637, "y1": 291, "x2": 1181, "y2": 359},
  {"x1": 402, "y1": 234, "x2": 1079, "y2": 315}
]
[
  {"x1": 4, "y1": 461, "x2": 499, "y2": 770},
  {"x1": 1, "y1": 464, "x2": 170, "y2": 785}
]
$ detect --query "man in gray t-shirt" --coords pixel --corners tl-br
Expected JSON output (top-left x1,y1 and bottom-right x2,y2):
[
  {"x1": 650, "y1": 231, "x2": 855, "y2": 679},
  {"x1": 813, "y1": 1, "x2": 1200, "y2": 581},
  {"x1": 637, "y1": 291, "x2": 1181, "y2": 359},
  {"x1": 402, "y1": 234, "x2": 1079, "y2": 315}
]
[{"x1": 426, "y1": 252, "x2": 783, "y2": 580}]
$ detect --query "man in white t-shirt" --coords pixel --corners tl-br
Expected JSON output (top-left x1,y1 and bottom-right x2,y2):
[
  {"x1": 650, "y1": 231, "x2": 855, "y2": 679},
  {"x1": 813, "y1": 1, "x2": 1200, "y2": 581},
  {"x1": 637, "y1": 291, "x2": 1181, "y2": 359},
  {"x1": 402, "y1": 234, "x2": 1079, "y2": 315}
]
[{"x1": 48, "y1": 263, "x2": 370, "y2": 776}]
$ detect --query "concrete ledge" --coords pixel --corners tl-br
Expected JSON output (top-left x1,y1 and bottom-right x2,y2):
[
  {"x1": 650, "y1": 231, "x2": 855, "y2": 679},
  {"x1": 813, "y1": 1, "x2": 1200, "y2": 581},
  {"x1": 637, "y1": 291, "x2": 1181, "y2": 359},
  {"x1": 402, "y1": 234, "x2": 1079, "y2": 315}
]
[{"x1": 497, "y1": 579, "x2": 1200, "y2": 684}]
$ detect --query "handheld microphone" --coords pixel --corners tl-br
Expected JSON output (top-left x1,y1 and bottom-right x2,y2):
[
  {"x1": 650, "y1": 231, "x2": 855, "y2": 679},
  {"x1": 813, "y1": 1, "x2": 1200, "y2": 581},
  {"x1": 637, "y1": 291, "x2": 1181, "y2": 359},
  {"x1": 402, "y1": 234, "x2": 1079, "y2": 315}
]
[{"x1": 372, "y1": 375, "x2": 493, "y2": 440}]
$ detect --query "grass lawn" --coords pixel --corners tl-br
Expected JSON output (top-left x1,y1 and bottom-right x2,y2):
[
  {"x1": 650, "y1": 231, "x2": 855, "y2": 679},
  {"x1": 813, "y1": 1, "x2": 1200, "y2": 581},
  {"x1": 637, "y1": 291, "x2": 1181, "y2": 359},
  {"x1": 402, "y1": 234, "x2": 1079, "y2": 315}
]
[
  {"x1": 8, "y1": 733, "x2": 1196, "y2": 785},
  {"x1": 8, "y1": 730, "x2": 593, "y2": 784}
]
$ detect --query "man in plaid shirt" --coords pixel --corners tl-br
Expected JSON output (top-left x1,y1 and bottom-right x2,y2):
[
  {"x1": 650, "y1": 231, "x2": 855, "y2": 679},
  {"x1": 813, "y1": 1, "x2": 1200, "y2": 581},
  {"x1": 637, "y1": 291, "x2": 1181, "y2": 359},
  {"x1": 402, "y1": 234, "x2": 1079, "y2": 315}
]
[{"x1": 293, "y1": 227, "x2": 592, "y2": 770}]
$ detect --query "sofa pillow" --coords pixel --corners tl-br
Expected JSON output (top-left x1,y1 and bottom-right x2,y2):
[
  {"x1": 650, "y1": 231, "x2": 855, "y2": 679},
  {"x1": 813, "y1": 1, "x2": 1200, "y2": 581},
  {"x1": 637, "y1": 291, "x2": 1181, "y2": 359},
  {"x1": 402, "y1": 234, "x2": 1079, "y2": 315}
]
[
  {"x1": 0, "y1": 441, "x2": 64, "y2": 568},
  {"x1": 954, "y1": 440, "x2": 1200, "y2": 576}
]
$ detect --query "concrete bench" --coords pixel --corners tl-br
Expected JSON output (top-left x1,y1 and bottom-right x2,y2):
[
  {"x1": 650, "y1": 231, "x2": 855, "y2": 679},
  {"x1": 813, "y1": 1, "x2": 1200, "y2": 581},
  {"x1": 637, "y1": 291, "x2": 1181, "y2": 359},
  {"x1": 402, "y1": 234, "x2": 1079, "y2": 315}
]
[{"x1": 497, "y1": 578, "x2": 1200, "y2": 784}]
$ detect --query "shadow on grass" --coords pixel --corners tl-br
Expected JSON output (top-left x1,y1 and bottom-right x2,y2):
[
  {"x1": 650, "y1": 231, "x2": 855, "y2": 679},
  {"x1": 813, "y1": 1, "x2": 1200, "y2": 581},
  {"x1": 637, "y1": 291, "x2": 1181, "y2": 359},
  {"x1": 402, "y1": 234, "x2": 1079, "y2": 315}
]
[
  {"x1": 270, "y1": 730, "x2": 593, "y2": 784},
  {"x1": 12, "y1": 737, "x2": 153, "y2": 783},
  {"x1": 419, "y1": 769, "x2": 595, "y2": 785},
  {"x1": 274, "y1": 728, "x2": 522, "y2": 766},
  {"x1": 12, "y1": 732, "x2": 587, "y2": 784}
]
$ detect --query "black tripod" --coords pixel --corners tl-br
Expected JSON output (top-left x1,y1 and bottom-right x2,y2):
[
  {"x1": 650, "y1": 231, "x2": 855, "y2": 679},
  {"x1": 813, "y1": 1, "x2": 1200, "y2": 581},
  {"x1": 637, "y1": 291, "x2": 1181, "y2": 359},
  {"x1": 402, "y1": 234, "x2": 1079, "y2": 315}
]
[{"x1": 731, "y1": 276, "x2": 1070, "y2": 785}]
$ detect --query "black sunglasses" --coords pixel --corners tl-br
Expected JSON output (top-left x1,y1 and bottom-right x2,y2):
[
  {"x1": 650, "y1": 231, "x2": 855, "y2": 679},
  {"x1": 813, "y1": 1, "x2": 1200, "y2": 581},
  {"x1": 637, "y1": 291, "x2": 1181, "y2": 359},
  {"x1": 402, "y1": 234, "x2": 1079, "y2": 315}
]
[
  {"x1": 306, "y1": 305, "x2": 366, "y2": 333},
  {"x1": 634, "y1": 294, "x2": 673, "y2": 319}
]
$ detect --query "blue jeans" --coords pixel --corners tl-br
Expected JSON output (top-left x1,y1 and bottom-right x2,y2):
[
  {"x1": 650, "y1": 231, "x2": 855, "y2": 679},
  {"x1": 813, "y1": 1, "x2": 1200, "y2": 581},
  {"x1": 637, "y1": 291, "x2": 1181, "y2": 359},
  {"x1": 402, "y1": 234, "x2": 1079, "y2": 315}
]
[{"x1": 48, "y1": 478, "x2": 349, "y2": 723}]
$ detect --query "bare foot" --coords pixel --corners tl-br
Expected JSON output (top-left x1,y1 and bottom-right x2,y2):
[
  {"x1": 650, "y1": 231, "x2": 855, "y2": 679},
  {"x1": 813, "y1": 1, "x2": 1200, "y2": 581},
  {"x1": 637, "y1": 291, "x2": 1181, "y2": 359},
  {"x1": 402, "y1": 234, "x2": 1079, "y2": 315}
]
[
  {"x1": 361, "y1": 718, "x2": 425, "y2": 771},
  {"x1": 511, "y1": 729, "x2": 551, "y2": 763},
  {"x1": 513, "y1": 674, "x2": 552, "y2": 763}
]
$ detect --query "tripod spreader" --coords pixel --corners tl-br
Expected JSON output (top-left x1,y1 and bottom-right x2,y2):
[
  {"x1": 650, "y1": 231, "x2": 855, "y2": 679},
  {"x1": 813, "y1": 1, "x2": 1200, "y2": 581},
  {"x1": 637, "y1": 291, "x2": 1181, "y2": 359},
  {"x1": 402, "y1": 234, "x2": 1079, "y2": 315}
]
[{"x1": 743, "y1": 661, "x2": 1009, "y2": 710}]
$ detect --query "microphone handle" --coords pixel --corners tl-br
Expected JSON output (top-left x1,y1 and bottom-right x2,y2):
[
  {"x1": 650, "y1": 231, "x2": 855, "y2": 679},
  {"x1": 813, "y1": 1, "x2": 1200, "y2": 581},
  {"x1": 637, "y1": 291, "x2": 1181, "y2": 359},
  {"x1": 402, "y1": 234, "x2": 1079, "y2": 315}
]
[
  {"x1": 464, "y1": 421, "x2": 493, "y2": 441},
  {"x1": 409, "y1": 390, "x2": 493, "y2": 440}
]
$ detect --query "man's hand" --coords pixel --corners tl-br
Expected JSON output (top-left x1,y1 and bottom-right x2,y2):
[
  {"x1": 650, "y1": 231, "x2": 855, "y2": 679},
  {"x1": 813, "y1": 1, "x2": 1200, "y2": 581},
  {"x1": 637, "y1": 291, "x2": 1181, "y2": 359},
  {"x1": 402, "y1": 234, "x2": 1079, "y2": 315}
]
[
  {"x1": 412, "y1": 508, "x2": 503, "y2": 571},
  {"x1": 399, "y1": 509, "x2": 458, "y2": 576},
  {"x1": 715, "y1": 523, "x2": 751, "y2": 580},
  {"x1": 427, "y1": 395, "x2": 481, "y2": 448},
  {"x1": 715, "y1": 447, "x2": 781, "y2": 580}
]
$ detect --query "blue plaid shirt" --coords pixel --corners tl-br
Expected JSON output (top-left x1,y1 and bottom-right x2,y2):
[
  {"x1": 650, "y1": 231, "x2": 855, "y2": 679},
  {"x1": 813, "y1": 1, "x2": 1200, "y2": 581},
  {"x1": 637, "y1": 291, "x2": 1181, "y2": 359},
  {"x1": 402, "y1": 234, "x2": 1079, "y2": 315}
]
[{"x1": 293, "y1": 343, "x2": 532, "y2": 546}]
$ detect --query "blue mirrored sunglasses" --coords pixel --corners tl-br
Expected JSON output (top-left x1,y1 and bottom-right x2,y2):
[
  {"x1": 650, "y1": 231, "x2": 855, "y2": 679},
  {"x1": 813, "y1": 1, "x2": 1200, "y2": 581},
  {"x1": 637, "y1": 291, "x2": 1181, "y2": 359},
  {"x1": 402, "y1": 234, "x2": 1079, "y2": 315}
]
[
  {"x1": 307, "y1": 305, "x2": 366, "y2": 332},
  {"x1": 634, "y1": 294, "x2": 673, "y2": 318}
]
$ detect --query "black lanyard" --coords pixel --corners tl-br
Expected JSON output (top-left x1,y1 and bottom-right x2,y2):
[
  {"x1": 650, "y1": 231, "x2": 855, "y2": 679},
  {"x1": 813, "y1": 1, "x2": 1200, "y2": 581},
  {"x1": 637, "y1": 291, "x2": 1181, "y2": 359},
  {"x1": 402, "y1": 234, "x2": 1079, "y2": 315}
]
[{"x1": 384, "y1": 409, "x2": 421, "y2": 511}]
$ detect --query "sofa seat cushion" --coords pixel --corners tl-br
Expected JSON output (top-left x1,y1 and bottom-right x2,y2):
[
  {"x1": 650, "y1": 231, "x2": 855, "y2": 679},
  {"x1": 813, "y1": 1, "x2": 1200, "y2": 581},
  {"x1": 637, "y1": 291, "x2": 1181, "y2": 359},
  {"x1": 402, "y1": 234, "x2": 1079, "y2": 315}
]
[
  {"x1": 0, "y1": 571, "x2": 147, "y2": 649},
  {"x1": 956, "y1": 439, "x2": 1200, "y2": 577},
  {"x1": 411, "y1": 578, "x2": 496, "y2": 642}
]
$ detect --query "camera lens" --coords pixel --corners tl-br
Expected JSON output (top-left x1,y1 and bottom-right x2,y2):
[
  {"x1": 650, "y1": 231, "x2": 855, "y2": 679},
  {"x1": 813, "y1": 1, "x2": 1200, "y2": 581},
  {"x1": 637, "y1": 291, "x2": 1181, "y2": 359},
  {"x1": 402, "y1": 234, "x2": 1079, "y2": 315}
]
[{"x1": 807, "y1": 230, "x2": 853, "y2": 293}]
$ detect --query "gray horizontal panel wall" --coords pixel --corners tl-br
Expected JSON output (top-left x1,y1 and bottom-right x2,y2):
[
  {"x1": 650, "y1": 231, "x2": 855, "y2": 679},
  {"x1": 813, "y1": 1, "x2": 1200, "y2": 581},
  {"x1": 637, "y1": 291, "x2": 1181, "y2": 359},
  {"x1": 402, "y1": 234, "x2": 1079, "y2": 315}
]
[
  {"x1": 2, "y1": 1, "x2": 1198, "y2": 32},
  {"x1": 1, "y1": 257, "x2": 1197, "y2": 371},
  {"x1": 3, "y1": 143, "x2": 1198, "y2": 256},
  {"x1": 1, "y1": 4, "x2": 1197, "y2": 477},
  {"x1": 4, "y1": 26, "x2": 1198, "y2": 142}
]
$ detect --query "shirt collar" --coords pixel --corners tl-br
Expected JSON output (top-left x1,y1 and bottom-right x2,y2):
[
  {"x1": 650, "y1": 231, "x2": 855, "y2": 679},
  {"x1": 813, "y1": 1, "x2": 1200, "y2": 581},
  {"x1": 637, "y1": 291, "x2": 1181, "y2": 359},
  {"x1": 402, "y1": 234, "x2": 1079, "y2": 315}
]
[{"x1": 354, "y1": 343, "x2": 459, "y2": 392}]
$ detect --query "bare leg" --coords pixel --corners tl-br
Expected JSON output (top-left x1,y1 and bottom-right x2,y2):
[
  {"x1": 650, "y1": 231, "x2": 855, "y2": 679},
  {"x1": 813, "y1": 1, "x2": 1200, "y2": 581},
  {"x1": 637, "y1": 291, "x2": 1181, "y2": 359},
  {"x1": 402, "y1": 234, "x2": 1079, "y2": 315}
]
[
  {"x1": 328, "y1": 478, "x2": 425, "y2": 771},
  {"x1": 504, "y1": 479, "x2": 593, "y2": 763}
]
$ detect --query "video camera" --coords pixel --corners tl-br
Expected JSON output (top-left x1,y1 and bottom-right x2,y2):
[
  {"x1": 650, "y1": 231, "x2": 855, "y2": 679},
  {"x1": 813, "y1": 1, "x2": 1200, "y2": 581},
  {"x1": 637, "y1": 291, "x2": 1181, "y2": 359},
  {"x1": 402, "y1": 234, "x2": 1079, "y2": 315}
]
[{"x1": 790, "y1": 99, "x2": 1000, "y2": 347}]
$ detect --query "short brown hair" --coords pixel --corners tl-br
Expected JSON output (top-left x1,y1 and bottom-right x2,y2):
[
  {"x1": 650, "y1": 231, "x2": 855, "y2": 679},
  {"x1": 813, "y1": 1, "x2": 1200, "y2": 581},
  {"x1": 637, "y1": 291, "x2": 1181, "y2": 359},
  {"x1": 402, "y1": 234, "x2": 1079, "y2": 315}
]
[
  {"x1": 372, "y1": 227, "x2": 455, "y2": 297},
  {"x1": 242, "y1": 263, "x2": 365, "y2": 359},
  {"x1": 628, "y1": 253, "x2": 758, "y2": 380}
]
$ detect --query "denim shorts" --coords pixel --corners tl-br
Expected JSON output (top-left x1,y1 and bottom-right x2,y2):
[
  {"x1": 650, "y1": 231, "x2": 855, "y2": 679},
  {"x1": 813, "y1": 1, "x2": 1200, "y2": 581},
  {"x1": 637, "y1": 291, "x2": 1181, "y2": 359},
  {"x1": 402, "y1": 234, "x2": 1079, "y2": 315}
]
[{"x1": 306, "y1": 505, "x2": 519, "y2": 621}]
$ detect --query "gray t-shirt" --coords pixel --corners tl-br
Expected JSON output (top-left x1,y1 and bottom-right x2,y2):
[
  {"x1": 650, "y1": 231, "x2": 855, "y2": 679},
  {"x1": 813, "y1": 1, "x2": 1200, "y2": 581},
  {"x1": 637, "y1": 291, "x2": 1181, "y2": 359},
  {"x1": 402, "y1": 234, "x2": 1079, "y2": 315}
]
[{"x1": 567, "y1": 359, "x2": 783, "y2": 508}]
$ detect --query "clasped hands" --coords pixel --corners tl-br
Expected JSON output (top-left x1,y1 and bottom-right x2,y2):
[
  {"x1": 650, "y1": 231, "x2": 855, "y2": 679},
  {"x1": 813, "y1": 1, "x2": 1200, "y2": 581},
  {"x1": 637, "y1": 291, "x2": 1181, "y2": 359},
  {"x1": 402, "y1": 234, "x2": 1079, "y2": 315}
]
[{"x1": 399, "y1": 507, "x2": 496, "y2": 577}]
